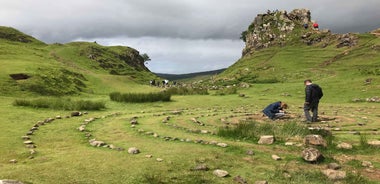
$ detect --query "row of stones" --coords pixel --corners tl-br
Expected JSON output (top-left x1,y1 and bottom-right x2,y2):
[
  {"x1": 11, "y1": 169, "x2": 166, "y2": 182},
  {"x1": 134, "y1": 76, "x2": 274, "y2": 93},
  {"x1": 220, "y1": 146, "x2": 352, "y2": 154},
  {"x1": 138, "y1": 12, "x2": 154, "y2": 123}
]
[
  {"x1": 130, "y1": 116, "x2": 229, "y2": 148},
  {"x1": 77, "y1": 112, "x2": 127, "y2": 151},
  {"x1": 11, "y1": 112, "x2": 87, "y2": 164}
]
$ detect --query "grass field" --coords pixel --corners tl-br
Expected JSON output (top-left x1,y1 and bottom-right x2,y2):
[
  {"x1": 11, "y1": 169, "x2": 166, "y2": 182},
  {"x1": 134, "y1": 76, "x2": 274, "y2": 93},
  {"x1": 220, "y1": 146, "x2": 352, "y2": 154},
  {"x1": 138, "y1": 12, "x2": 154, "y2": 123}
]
[{"x1": 1, "y1": 85, "x2": 379, "y2": 183}]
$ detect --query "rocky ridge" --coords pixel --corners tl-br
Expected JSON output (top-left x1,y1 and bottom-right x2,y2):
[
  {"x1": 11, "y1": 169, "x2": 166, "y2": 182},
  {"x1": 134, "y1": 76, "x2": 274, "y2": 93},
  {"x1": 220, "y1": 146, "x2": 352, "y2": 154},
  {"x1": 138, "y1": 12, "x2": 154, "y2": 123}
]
[{"x1": 241, "y1": 9, "x2": 358, "y2": 56}]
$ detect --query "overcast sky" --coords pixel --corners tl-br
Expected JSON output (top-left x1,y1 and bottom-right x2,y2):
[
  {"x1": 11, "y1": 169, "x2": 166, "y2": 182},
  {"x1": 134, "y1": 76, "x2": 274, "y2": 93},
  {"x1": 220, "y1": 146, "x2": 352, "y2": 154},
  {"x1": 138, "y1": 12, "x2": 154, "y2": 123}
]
[{"x1": 1, "y1": 0, "x2": 380, "y2": 74}]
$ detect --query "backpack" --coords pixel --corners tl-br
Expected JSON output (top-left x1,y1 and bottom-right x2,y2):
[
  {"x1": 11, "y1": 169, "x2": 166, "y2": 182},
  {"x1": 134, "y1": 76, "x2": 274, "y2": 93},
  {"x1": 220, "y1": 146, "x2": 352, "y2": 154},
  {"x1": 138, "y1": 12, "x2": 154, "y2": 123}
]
[{"x1": 311, "y1": 84, "x2": 323, "y2": 100}]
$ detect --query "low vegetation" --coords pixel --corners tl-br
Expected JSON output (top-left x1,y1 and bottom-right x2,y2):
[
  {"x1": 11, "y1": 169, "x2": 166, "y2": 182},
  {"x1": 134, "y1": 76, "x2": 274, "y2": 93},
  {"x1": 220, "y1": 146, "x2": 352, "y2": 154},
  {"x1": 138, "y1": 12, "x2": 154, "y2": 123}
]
[
  {"x1": 109, "y1": 91, "x2": 171, "y2": 103},
  {"x1": 165, "y1": 86, "x2": 209, "y2": 95},
  {"x1": 13, "y1": 98, "x2": 106, "y2": 110},
  {"x1": 217, "y1": 121, "x2": 310, "y2": 142}
]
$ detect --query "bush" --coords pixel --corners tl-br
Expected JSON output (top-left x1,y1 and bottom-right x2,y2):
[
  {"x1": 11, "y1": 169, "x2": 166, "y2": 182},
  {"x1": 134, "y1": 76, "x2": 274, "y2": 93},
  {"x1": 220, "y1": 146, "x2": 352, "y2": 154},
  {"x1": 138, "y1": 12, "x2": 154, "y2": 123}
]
[
  {"x1": 218, "y1": 121, "x2": 311, "y2": 142},
  {"x1": 214, "y1": 86, "x2": 237, "y2": 96},
  {"x1": 109, "y1": 92, "x2": 171, "y2": 103},
  {"x1": 165, "y1": 86, "x2": 208, "y2": 95},
  {"x1": 13, "y1": 98, "x2": 105, "y2": 110}
]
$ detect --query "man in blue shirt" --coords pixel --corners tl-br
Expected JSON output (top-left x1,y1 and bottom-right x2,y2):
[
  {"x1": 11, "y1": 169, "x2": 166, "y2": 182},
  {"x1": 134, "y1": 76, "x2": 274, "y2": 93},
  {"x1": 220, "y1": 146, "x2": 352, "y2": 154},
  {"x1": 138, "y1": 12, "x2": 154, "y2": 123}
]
[{"x1": 262, "y1": 101, "x2": 288, "y2": 120}]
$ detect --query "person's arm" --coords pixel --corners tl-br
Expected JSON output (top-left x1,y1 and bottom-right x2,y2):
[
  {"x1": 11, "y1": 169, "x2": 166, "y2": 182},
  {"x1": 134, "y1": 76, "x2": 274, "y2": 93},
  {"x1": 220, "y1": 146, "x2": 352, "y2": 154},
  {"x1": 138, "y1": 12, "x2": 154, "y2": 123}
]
[
  {"x1": 271, "y1": 102, "x2": 281, "y2": 113},
  {"x1": 305, "y1": 86, "x2": 312, "y2": 104}
]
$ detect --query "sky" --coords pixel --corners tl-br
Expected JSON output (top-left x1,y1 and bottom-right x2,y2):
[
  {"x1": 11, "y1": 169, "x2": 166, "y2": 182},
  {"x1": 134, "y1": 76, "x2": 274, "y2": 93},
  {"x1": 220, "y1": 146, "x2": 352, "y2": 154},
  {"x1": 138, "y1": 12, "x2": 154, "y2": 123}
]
[{"x1": 1, "y1": 0, "x2": 380, "y2": 74}]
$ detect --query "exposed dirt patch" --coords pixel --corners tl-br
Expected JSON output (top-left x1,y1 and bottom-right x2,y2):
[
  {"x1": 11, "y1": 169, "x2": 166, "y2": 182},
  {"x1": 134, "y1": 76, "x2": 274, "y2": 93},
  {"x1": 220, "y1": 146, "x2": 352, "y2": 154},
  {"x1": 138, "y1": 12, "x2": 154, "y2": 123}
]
[{"x1": 9, "y1": 73, "x2": 30, "y2": 80}]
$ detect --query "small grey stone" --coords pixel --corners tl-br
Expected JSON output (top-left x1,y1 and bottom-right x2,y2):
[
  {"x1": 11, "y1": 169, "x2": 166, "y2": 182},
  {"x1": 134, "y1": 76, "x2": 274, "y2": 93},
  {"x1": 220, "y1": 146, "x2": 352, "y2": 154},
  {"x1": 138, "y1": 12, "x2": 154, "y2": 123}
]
[
  {"x1": 321, "y1": 169, "x2": 346, "y2": 180},
  {"x1": 254, "y1": 181, "x2": 268, "y2": 184},
  {"x1": 258, "y1": 135, "x2": 274, "y2": 144},
  {"x1": 213, "y1": 169, "x2": 229, "y2": 177},
  {"x1": 128, "y1": 147, "x2": 140, "y2": 154},
  {"x1": 156, "y1": 158, "x2": 163, "y2": 162},
  {"x1": 246, "y1": 150, "x2": 255, "y2": 155},
  {"x1": 337, "y1": 142, "x2": 353, "y2": 149},
  {"x1": 217, "y1": 143, "x2": 228, "y2": 147},
  {"x1": 272, "y1": 154, "x2": 281, "y2": 160},
  {"x1": 327, "y1": 163, "x2": 341, "y2": 170},
  {"x1": 0, "y1": 179, "x2": 24, "y2": 184},
  {"x1": 192, "y1": 164, "x2": 209, "y2": 171},
  {"x1": 23, "y1": 140, "x2": 33, "y2": 144}
]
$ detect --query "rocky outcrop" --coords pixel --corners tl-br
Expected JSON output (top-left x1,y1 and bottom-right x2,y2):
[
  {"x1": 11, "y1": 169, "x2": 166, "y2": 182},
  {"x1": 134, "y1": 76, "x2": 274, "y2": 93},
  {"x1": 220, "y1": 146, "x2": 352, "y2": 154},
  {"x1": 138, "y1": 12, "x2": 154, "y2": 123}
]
[
  {"x1": 242, "y1": 9, "x2": 315, "y2": 56},
  {"x1": 241, "y1": 9, "x2": 357, "y2": 57}
]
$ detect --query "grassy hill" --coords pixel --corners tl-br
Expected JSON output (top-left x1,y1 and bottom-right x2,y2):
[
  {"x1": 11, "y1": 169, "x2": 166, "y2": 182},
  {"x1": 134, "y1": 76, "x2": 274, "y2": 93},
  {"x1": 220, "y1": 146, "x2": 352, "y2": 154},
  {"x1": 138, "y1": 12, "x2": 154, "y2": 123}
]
[
  {"x1": 0, "y1": 26, "x2": 158, "y2": 97},
  {"x1": 214, "y1": 33, "x2": 380, "y2": 103},
  {"x1": 1, "y1": 20, "x2": 380, "y2": 184}
]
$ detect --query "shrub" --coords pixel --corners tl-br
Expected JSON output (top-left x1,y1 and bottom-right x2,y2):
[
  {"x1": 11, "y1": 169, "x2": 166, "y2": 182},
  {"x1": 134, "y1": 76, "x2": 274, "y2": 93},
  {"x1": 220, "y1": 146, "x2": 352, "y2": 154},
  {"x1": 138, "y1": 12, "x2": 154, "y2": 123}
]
[
  {"x1": 13, "y1": 98, "x2": 105, "y2": 110},
  {"x1": 218, "y1": 121, "x2": 311, "y2": 142},
  {"x1": 214, "y1": 86, "x2": 237, "y2": 96},
  {"x1": 165, "y1": 86, "x2": 208, "y2": 95},
  {"x1": 109, "y1": 92, "x2": 171, "y2": 103}
]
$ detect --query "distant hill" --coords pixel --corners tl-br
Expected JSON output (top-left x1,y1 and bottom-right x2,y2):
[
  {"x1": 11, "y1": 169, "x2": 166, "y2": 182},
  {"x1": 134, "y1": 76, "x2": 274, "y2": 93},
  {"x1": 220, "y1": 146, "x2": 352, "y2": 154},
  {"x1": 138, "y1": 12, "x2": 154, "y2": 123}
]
[{"x1": 154, "y1": 68, "x2": 226, "y2": 81}]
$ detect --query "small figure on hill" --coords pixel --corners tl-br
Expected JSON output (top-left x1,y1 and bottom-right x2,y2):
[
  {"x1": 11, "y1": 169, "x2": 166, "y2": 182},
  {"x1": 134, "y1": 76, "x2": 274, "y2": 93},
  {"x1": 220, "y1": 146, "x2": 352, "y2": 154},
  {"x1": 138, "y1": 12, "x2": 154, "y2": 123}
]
[
  {"x1": 313, "y1": 22, "x2": 319, "y2": 30},
  {"x1": 149, "y1": 79, "x2": 156, "y2": 86},
  {"x1": 304, "y1": 79, "x2": 323, "y2": 122},
  {"x1": 303, "y1": 23, "x2": 309, "y2": 29},
  {"x1": 262, "y1": 101, "x2": 288, "y2": 120}
]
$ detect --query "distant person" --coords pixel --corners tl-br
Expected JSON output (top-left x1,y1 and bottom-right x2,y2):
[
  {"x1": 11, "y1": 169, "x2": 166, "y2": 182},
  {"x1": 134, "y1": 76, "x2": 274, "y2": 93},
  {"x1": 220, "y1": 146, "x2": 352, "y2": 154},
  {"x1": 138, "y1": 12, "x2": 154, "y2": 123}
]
[
  {"x1": 149, "y1": 79, "x2": 156, "y2": 86},
  {"x1": 262, "y1": 101, "x2": 288, "y2": 120},
  {"x1": 303, "y1": 23, "x2": 309, "y2": 29},
  {"x1": 313, "y1": 22, "x2": 319, "y2": 30},
  {"x1": 304, "y1": 79, "x2": 323, "y2": 122}
]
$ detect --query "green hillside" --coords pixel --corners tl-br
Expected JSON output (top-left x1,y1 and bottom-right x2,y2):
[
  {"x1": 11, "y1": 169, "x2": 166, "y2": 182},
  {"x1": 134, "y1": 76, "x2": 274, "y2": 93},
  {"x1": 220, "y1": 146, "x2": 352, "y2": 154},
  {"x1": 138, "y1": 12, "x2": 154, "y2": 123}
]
[{"x1": 0, "y1": 26, "x2": 157, "y2": 96}]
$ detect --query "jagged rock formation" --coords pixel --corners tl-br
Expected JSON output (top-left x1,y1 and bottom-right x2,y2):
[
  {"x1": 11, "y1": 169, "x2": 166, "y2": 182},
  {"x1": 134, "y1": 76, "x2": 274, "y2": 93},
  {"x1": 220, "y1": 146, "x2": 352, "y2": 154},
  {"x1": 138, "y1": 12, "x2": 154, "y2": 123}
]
[{"x1": 240, "y1": 9, "x2": 358, "y2": 56}]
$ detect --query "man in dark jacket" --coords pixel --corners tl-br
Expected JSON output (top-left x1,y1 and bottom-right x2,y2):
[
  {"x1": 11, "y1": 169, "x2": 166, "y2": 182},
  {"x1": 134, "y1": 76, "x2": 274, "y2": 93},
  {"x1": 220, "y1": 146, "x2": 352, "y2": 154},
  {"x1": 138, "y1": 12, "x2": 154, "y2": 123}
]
[
  {"x1": 304, "y1": 79, "x2": 323, "y2": 122},
  {"x1": 262, "y1": 101, "x2": 288, "y2": 120}
]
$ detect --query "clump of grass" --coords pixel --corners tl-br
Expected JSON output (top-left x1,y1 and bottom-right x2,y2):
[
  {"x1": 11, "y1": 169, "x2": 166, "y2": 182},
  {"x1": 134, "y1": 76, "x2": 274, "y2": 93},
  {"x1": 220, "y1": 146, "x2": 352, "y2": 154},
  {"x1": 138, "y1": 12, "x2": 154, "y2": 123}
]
[
  {"x1": 13, "y1": 98, "x2": 105, "y2": 110},
  {"x1": 267, "y1": 166, "x2": 329, "y2": 184},
  {"x1": 267, "y1": 162, "x2": 370, "y2": 184},
  {"x1": 109, "y1": 91, "x2": 171, "y2": 103},
  {"x1": 214, "y1": 86, "x2": 238, "y2": 95},
  {"x1": 218, "y1": 121, "x2": 312, "y2": 142},
  {"x1": 217, "y1": 121, "x2": 275, "y2": 141},
  {"x1": 359, "y1": 134, "x2": 369, "y2": 149},
  {"x1": 165, "y1": 86, "x2": 208, "y2": 95},
  {"x1": 141, "y1": 173, "x2": 166, "y2": 184}
]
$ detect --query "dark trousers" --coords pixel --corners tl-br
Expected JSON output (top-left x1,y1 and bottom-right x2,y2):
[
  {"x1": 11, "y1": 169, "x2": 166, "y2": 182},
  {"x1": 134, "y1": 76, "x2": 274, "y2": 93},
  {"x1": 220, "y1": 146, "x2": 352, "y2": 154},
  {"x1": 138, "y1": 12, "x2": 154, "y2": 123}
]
[{"x1": 304, "y1": 102, "x2": 319, "y2": 122}]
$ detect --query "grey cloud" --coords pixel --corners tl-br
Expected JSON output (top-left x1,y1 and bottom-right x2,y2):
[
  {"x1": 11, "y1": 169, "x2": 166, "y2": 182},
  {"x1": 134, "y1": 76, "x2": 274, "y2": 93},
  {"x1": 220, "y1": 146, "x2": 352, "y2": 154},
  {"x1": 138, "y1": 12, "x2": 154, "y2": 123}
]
[
  {"x1": 95, "y1": 37, "x2": 244, "y2": 74},
  {"x1": 1, "y1": 0, "x2": 380, "y2": 43}
]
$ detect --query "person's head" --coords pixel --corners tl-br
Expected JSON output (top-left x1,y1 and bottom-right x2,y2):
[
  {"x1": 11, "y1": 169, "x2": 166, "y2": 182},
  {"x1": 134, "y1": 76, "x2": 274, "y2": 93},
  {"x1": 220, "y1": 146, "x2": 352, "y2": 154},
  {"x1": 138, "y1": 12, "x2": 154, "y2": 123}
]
[
  {"x1": 280, "y1": 102, "x2": 288, "y2": 109},
  {"x1": 304, "y1": 79, "x2": 312, "y2": 85}
]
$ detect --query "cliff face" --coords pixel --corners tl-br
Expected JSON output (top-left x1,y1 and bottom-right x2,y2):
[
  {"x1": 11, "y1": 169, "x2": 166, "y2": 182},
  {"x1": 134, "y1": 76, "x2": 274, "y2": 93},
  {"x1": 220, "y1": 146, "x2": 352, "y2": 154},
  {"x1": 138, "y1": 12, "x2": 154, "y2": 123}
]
[{"x1": 240, "y1": 9, "x2": 343, "y2": 56}]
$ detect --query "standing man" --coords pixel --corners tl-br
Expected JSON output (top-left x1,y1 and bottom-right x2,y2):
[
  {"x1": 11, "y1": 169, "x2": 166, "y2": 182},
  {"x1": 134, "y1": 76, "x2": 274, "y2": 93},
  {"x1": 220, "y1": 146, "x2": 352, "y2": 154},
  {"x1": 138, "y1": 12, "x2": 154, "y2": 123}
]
[{"x1": 304, "y1": 79, "x2": 323, "y2": 122}]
